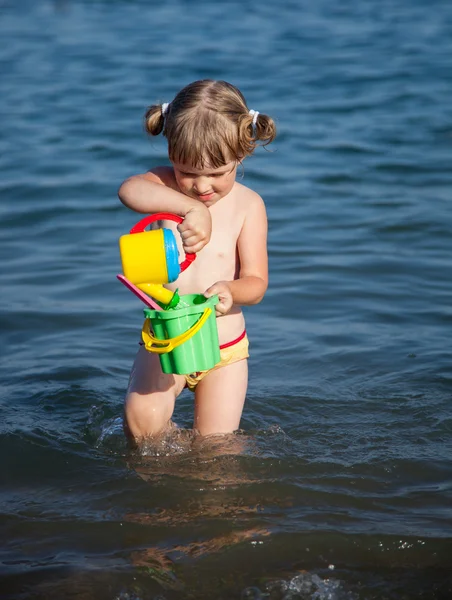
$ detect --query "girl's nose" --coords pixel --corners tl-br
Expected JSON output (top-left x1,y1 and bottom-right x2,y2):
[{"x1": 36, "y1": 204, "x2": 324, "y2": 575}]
[{"x1": 193, "y1": 177, "x2": 210, "y2": 193}]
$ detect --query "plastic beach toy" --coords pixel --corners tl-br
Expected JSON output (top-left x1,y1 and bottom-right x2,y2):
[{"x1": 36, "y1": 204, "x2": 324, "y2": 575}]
[
  {"x1": 116, "y1": 274, "x2": 162, "y2": 310},
  {"x1": 119, "y1": 212, "x2": 196, "y2": 308},
  {"x1": 141, "y1": 294, "x2": 221, "y2": 375},
  {"x1": 118, "y1": 214, "x2": 220, "y2": 375}
]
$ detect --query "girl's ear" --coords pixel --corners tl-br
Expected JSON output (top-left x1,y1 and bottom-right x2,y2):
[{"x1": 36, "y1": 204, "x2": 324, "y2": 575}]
[{"x1": 236, "y1": 160, "x2": 245, "y2": 179}]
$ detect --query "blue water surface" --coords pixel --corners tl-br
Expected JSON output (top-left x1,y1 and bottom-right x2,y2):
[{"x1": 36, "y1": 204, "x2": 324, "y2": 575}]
[{"x1": 1, "y1": 1, "x2": 452, "y2": 598}]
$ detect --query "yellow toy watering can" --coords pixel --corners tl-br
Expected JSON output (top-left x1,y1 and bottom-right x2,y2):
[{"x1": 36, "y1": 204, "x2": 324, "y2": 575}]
[{"x1": 119, "y1": 212, "x2": 196, "y2": 308}]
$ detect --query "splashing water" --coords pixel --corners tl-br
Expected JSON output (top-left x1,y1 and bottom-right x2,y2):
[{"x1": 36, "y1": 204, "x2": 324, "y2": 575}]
[
  {"x1": 242, "y1": 571, "x2": 357, "y2": 600},
  {"x1": 113, "y1": 570, "x2": 355, "y2": 600}
]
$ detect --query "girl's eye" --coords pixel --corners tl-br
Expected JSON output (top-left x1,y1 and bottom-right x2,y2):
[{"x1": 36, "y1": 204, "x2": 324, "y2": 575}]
[{"x1": 179, "y1": 171, "x2": 225, "y2": 178}]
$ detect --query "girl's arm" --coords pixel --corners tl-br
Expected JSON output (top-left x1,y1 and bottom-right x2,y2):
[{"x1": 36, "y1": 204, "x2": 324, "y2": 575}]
[
  {"x1": 205, "y1": 194, "x2": 268, "y2": 314},
  {"x1": 118, "y1": 171, "x2": 211, "y2": 254},
  {"x1": 119, "y1": 171, "x2": 194, "y2": 215}
]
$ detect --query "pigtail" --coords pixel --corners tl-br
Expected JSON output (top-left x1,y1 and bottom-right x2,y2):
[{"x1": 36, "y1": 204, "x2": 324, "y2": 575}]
[
  {"x1": 143, "y1": 103, "x2": 167, "y2": 136},
  {"x1": 237, "y1": 111, "x2": 277, "y2": 157},
  {"x1": 253, "y1": 113, "x2": 277, "y2": 147}
]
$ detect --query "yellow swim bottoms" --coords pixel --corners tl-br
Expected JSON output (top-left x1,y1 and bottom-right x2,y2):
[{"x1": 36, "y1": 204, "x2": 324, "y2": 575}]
[{"x1": 184, "y1": 330, "x2": 249, "y2": 391}]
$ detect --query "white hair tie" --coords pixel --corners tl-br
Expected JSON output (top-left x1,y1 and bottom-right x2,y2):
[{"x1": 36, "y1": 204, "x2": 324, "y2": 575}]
[
  {"x1": 249, "y1": 109, "x2": 259, "y2": 127},
  {"x1": 161, "y1": 102, "x2": 169, "y2": 117}
]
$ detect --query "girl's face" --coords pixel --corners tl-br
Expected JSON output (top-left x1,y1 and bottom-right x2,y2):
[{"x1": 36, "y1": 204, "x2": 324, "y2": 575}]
[{"x1": 172, "y1": 160, "x2": 238, "y2": 207}]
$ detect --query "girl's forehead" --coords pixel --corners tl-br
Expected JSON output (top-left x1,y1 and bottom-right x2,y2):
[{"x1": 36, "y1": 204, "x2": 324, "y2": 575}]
[{"x1": 172, "y1": 160, "x2": 236, "y2": 175}]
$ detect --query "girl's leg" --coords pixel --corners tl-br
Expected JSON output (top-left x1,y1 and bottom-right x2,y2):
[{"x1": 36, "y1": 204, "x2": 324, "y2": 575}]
[
  {"x1": 193, "y1": 359, "x2": 248, "y2": 436},
  {"x1": 124, "y1": 346, "x2": 186, "y2": 441}
]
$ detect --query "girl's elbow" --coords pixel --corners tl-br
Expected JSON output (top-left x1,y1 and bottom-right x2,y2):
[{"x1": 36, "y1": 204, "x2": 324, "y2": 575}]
[
  {"x1": 251, "y1": 279, "x2": 268, "y2": 304},
  {"x1": 253, "y1": 291, "x2": 267, "y2": 305},
  {"x1": 117, "y1": 183, "x2": 126, "y2": 205},
  {"x1": 118, "y1": 177, "x2": 140, "y2": 208}
]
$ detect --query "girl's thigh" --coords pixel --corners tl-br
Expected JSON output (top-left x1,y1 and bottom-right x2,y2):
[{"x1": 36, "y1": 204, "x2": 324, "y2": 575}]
[
  {"x1": 125, "y1": 346, "x2": 186, "y2": 439},
  {"x1": 193, "y1": 359, "x2": 248, "y2": 436}
]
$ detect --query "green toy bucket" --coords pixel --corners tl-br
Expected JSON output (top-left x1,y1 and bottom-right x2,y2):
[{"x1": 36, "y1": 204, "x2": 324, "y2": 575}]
[{"x1": 141, "y1": 294, "x2": 221, "y2": 375}]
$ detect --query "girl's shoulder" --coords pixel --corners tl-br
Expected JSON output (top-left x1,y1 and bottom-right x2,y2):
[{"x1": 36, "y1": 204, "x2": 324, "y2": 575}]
[{"x1": 233, "y1": 180, "x2": 265, "y2": 206}]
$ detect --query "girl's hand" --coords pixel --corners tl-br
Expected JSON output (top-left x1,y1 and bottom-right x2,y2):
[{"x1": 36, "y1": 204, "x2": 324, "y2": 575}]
[
  {"x1": 177, "y1": 205, "x2": 212, "y2": 254},
  {"x1": 204, "y1": 281, "x2": 233, "y2": 316}
]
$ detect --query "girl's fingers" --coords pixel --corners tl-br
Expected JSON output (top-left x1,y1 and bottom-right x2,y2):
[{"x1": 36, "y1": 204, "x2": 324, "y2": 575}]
[
  {"x1": 179, "y1": 230, "x2": 199, "y2": 243},
  {"x1": 179, "y1": 230, "x2": 209, "y2": 250},
  {"x1": 183, "y1": 239, "x2": 206, "y2": 253}
]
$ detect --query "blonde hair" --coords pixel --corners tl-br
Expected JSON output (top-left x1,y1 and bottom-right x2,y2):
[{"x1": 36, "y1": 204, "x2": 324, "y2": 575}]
[{"x1": 144, "y1": 80, "x2": 276, "y2": 169}]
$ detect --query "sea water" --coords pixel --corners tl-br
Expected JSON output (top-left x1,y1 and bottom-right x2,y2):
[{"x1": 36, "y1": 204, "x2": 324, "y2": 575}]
[{"x1": 1, "y1": 0, "x2": 452, "y2": 598}]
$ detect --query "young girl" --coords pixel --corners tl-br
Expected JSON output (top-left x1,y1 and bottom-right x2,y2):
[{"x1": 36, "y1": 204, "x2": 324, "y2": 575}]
[{"x1": 118, "y1": 80, "x2": 276, "y2": 442}]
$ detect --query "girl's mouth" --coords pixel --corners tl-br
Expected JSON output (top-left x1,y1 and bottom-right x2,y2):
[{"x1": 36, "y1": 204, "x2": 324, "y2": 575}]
[{"x1": 197, "y1": 192, "x2": 214, "y2": 201}]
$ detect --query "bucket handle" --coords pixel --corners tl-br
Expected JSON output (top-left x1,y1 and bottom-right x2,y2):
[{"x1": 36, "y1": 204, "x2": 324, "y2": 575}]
[
  {"x1": 141, "y1": 307, "x2": 212, "y2": 354},
  {"x1": 129, "y1": 212, "x2": 196, "y2": 272}
]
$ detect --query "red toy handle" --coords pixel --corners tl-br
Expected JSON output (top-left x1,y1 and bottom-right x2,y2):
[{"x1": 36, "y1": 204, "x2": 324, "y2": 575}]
[{"x1": 129, "y1": 212, "x2": 196, "y2": 272}]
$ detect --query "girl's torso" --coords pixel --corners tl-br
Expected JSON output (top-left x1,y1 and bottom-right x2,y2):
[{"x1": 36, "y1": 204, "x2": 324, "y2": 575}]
[{"x1": 154, "y1": 167, "x2": 250, "y2": 344}]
